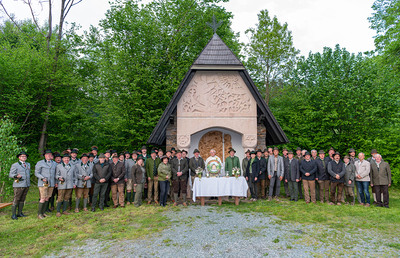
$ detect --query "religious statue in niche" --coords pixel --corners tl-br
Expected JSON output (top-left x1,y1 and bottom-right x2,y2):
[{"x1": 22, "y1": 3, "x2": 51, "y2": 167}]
[{"x1": 181, "y1": 72, "x2": 251, "y2": 114}]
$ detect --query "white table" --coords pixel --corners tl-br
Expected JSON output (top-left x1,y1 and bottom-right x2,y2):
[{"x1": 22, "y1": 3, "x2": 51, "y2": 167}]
[{"x1": 192, "y1": 176, "x2": 248, "y2": 205}]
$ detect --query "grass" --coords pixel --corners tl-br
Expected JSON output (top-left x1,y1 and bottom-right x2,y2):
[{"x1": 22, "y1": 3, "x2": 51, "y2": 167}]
[
  {"x1": 222, "y1": 188, "x2": 400, "y2": 239},
  {"x1": 0, "y1": 187, "x2": 169, "y2": 257}
]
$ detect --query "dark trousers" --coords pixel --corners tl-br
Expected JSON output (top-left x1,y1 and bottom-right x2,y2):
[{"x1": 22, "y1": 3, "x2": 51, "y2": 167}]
[
  {"x1": 330, "y1": 182, "x2": 344, "y2": 204},
  {"x1": 373, "y1": 185, "x2": 389, "y2": 207},
  {"x1": 298, "y1": 181, "x2": 303, "y2": 199},
  {"x1": 287, "y1": 181, "x2": 298, "y2": 201},
  {"x1": 49, "y1": 187, "x2": 58, "y2": 208},
  {"x1": 283, "y1": 180, "x2": 290, "y2": 197},
  {"x1": 13, "y1": 187, "x2": 29, "y2": 205},
  {"x1": 159, "y1": 180, "x2": 170, "y2": 206},
  {"x1": 269, "y1": 172, "x2": 281, "y2": 197},
  {"x1": 256, "y1": 179, "x2": 266, "y2": 198},
  {"x1": 92, "y1": 183, "x2": 108, "y2": 209},
  {"x1": 172, "y1": 179, "x2": 187, "y2": 194},
  {"x1": 104, "y1": 180, "x2": 112, "y2": 204},
  {"x1": 248, "y1": 179, "x2": 258, "y2": 199}
]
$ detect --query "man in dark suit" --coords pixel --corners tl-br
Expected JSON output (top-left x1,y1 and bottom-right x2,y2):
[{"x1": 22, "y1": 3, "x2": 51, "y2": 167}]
[
  {"x1": 256, "y1": 149, "x2": 267, "y2": 199},
  {"x1": 284, "y1": 151, "x2": 300, "y2": 201},
  {"x1": 246, "y1": 151, "x2": 259, "y2": 201},
  {"x1": 171, "y1": 150, "x2": 189, "y2": 206}
]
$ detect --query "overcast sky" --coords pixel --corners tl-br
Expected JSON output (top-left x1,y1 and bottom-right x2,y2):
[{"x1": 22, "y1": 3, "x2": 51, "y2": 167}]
[{"x1": 1, "y1": 0, "x2": 376, "y2": 56}]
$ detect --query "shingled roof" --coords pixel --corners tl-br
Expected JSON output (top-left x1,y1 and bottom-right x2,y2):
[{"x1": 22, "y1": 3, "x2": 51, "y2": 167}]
[
  {"x1": 147, "y1": 33, "x2": 289, "y2": 146},
  {"x1": 193, "y1": 33, "x2": 243, "y2": 66}
]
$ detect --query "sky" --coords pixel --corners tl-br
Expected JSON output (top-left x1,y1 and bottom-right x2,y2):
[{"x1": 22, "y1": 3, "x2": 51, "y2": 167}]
[{"x1": 0, "y1": 0, "x2": 376, "y2": 56}]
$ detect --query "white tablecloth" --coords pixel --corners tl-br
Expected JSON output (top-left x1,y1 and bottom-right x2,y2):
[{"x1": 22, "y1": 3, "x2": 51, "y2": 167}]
[{"x1": 192, "y1": 176, "x2": 248, "y2": 202}]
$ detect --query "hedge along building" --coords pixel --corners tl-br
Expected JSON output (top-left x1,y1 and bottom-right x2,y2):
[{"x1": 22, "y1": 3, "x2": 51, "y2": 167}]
[{"x1": 147, "y1": 33, "x2": 288, "y2": 163}]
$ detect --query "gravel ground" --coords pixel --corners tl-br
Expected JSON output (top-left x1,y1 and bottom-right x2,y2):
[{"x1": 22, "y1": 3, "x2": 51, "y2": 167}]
[{"x1": 48, "y1": 205, "x2": 399, "y2": 257}]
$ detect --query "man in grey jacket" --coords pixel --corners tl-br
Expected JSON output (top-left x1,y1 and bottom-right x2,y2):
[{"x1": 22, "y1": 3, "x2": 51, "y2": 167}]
[
  {"x1": 9, "y1": 151, "x2": 31, "y2": 220},
  {"x1": 370, "y1": 154, "x2": 391, "y2": 208},
  {"x1": 267, "y1": 147, "x2": 284, "y2": 201},
  {"x1": 75, "y1": 153, "x2": 93, "y2": 212},
  {"x1": 56, "y1": 153, "x2": 77, "y2": 217},
  {"x1": 35, "y1": 149, "x2": 57, "y2": 219}
]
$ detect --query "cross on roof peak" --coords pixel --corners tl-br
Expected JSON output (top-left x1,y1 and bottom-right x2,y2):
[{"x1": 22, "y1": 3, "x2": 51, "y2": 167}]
[{"x1": 206, "y1": 15, "x2": 222, "y2": 34}]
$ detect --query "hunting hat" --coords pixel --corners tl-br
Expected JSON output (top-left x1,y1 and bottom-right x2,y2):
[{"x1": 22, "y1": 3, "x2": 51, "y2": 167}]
[
  {"x1": 16, "y1": 151, "x2": 28, "y2": 158},
  {"x1": 151, "y1": 150, "x2": 156, "y2": 154},
  {"x1": 273, "y1": 147, "x2": 279, "y2": 151},
  {"x1": 158, "y1": 148, "x2": 164, "y2": 152},
  {"x1": 283, "y1": 148, "x2": 288, "y2": 151},
  {"x1": 112, "y1": 154, "x2": 119, "y2": 159},
  {"x1": 256, "y1": 149, "x2": 262, "y2": 153},
  {"x1": 141, "y1": 145, "x2": 147, "y2": 150},
  {"x1": 193, "y1": 149, "x2": 200, "y2": 154},
  {"x1": 43, "y1": 149, "x2": 53, "y2": 155},
  {"x1": 329, "y1": 147, "x2": 335, "y2": 151},
  {"x1": 98, "y1": 154, "x2": 106, "y2": 158},
  {"x1": 348, "y1": 148, "x2": 356, "y2": 153},
  {"x1": 71, "y1": 148, "x2": 78, "y2": 154},
  {"x1": 119, "y1": 152, "x2": 125, "y2": 157},
  {"x1": 333, "y1": 152, "x2": 341, "y2": 157},
  {"x1": 182, "y1": 150, "x2": 188, "y2": 154},
  {"x1": 160, "y1": 155, "x2": 169, "y2": 161},
  {"x1": 175, "y1": 149, "x2": 182, "y2": 154},
  {"x1": 250, "y1": 150, "x2": 256, "y2": 155},
  {"x1": 344, "y1": 155, "x2": 350, "y2": 160},
  {"x1": 137, "y1": 156, "x2": 144, "y2": 161},
  {"x1": 81, "y1": 153, "x2": 89, "y2": 159},
  {"x1": 105, "y1": 150, "x2": 111, "y2": 154},
  {"x1": 318, "y1": 150, "x2": 325, "y2": 154},
  {"x1": 288, "y1": 150, "x2": 294, "y2": 154},
  {"x1": 54, "y1": 152, "x2": 61, "y2": 158},
  {"x1": 304, "y1": 152, "x2": 311, "y2": 157},
  {"x1": 245, "y1": 149, "x2": 251, "y2": 154},
  {"x1": 62, "y1": 153, "x2": 71, "y2": 158},
  {"x1": 263, "y1": 149, "x2": 269, "y2": 153},
  {"x1": 229, "y1": 148, "x2": 236, "y2": 153},
  {"x1": 91, "y1": 146, "x2": 98, "y2": 151},
  {"x1": 124, "y1": 151, "x2": 131, "y2": 155},
  {"x1": 88, "y1": 153, "x2": 95, "y2": 158},
  {"x1": 296, "y1": 147, "x2": 302, "y2": 151},
  {"x1": 371, "y1": 149, "x2": 378, "y2": 154}
]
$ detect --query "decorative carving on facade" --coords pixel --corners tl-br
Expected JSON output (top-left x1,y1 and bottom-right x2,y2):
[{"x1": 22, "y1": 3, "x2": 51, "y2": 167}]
[
  {"x1": 177, "y1": 135, "x2": 190, "y2": 148},
  {"x1": 181, "y1": 72, "x2": 251, "y2": 114},
  {"x1": 242, "y1": 134, "x2": 257, "y2": 147}
]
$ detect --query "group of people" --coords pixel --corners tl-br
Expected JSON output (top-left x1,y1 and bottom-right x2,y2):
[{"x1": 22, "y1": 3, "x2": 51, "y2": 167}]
[
  {"x1": 243, "y1": 147, "x2": 391, "y2": 209},
  {"x1": 8, "y1": 145, "x2": 392, "y2": 220}
]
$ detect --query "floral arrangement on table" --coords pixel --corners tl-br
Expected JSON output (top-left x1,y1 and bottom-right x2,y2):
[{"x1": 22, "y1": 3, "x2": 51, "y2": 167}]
[
  {"x1": 232, "y1": 167, "x2": 241, "y2": 178},
  {"x1": 195, "y1": 167, "x2": 203, "y2": 180}
]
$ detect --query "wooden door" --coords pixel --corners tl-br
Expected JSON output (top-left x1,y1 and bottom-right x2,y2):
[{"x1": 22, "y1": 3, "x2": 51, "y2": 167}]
[{"x1": 198, "y1": 131, "x2": 232, "y2": 160}]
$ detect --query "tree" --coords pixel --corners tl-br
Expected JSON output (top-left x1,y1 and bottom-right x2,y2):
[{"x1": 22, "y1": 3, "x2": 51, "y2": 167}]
[
  {"x1": 0, "y1": 117, "x2": 24, "y2": 202},
  {"x1": 369, "y1": 0, "x2": 400, "y2": 69},
  {"x1": 81, "y1": 0, "x2": 241, "y2": 150},
  {"x1": 245, "y1": 9, "x2": 299, "y2": 104}
]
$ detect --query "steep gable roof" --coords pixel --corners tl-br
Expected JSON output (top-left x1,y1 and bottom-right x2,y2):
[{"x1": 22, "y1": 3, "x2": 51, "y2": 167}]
[{"x1": 192, "y1": 33, "x2": 243, "y2": 66}]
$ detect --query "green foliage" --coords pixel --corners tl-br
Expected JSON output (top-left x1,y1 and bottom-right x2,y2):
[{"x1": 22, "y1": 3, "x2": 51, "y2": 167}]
[
  {"x1": 81, "y1": 0, "x2": 241, "y2": 151},
  {"x1": 369, "y1": 0, "x2": 400, "y2": 69},
  {"x1": 0, "y1": 116, "x2": 24, "y2": 201},
  {"x1": 245, "y1": 9, "x2": 299, "y2": 104}
]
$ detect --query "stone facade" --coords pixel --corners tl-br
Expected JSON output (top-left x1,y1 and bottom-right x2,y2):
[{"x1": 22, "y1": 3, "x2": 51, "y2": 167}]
[
  {"x1": 165, "y1": 111, "x2": 177, "y2": 151},
  {"x1": 256, "y1": 123, "x2": 267, "y2": 151}
]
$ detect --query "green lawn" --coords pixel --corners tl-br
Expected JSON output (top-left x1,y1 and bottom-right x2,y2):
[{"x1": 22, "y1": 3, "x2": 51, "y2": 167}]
[{"x1": 0, "y1": 187, "x2": 169, "y2": 257}]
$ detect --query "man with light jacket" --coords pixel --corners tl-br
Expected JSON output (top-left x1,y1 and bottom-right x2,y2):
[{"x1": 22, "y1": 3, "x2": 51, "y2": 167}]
[
  {"x1": 354, "y1": 152, "x2": 371, "y2": 206},
  {"x1": 267, "y1": 147, "x2": 284, "y2": 201}
]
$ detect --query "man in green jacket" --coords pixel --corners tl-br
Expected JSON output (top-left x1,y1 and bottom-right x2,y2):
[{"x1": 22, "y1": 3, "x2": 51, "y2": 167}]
[
  {"x1": 145, "y1": 150, "x2": 161, "y2": 204},
  {"x1": 225, "y1": 149, "x2": 241, "y2": 176}
]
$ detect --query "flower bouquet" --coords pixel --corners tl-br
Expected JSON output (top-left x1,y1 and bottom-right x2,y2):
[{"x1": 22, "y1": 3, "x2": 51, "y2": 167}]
[
  {"x1": 232, "y1": 167, "x2": 241, "y2": 179},
  {"x1": 195, "y1": 167, "x2": 203, "y2": 180}
]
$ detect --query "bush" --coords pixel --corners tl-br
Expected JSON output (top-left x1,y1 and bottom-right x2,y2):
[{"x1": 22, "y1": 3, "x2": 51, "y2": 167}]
[{"x1": 0, "y1": 116, "x2": 24, "y2": 202}]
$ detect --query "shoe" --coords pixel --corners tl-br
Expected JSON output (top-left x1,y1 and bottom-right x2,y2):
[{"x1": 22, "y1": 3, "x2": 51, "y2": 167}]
[
  {"x1": 147, "y1": 201, "x2": 151, "y2": 205},
  {"x1": 113, "y1": 205, "x2": 118, "y2": 209},
  {"x1": 268, "y1": 197, "x2": 272, "y2": 201},
  {"x1": 365, "y1": 203, "x2": 370, "y2": 207},
  {"x1": 320, "y1": 201, "x2": 324, "y2": 204},
  {"x1": 56, "y1": 212, "x2": 62, "y2": 217},
  {"x1": 11, "y1": 214, "x2": 18, "y2": 220},
  {"x1": 43, "y1": 213, "x2": 50, "y2": 217},
  {"x1": 328, "y1": 202, "x2": 334, "y2": 205},
  {"x1": 126, "y1": 202, "x2": 131, "y2": 205},
  {"x1": 183, "y1": 202, "x2": 187, "y2": 207},
  {"x1": 50, "y1": 207, "x2": 55, "y2": 211},
  {"x1": 155, "y1": 201, "x2": 159, "y2": 205},
  {"x1": 91, "y1": 208, "x2": 95, "y2": 212},
  {"x1": 104, "y1": 203, "x2": 110, "y2": 207},
  {"x1": 68, "y1": 206, "x2": 72, "y2": 211},
  {"x1": 173, "y1": 202, "x2": 177, "y2": 206},
  {"x1": 337, "y1": 202, "x2": 341, "y2": 206},
  {"x1": 62, "y1": 211, "x2": 70, "y2": 215},
  {"x1": 38, "y1": 214, "x2": 45, "y2": 219},
  {"x1": 100, "y1": 208, "x2": 104, "y2": 211},
  {"x1": 359, "y1": 203, "x2": 364, "y2": 206},
  {"x1": 75, "y1": 208, "x2": 79, "y2": 213},
  {"x1": 17, "y1": 213, "x2": 27, "y2": 218}
]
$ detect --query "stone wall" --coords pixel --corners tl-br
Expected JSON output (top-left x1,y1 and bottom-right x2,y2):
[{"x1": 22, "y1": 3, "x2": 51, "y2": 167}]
[
  {"x1": 166, "y1": 111, "x2": 177, "y2": 151},
  {"x1": 256, "y1": 123, "x2": 266, "y2": 151}
]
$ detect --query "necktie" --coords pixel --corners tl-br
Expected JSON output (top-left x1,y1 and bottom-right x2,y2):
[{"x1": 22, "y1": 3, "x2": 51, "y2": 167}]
[{"x1": 23, "y1": 163, "x2": 26, "y2": 168}]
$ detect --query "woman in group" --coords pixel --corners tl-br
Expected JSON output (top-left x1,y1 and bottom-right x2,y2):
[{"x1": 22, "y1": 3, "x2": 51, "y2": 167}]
[
  {"x1": 132, "y1": 156, "x2": 145, "y2": 207},
  {"x1": 158, "y1": 155, "x2": 172, "y2": 207}
]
